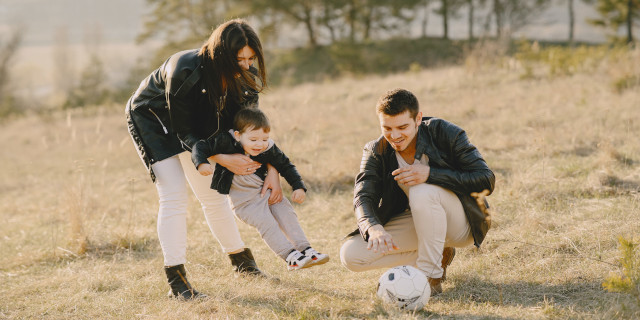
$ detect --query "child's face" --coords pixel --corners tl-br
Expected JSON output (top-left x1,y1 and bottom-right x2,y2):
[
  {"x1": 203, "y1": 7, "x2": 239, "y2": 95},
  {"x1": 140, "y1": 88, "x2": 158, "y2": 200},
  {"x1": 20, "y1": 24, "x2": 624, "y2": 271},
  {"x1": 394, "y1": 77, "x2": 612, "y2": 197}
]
[{"x1": 234, "y1": 127, "x2": 270, "y2": 156}]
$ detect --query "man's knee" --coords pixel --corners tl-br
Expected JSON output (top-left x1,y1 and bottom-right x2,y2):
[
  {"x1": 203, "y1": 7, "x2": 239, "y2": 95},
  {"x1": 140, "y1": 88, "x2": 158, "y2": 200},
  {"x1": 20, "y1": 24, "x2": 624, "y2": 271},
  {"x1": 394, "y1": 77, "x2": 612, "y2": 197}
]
[
  {"x1": 340, "y1": 238, "x2": 369, "y2": 272},
  {"x1": 409, "y1": 184, "x2": 446, "y2": 206}
]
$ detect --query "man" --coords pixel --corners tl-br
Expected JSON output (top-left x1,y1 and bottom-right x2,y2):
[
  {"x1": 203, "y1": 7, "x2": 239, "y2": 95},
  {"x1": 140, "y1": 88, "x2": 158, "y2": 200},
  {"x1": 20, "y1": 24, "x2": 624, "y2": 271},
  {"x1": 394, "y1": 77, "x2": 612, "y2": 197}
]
[{"x1": 340, "y1": 88, "x2": 495, "y2": 295}]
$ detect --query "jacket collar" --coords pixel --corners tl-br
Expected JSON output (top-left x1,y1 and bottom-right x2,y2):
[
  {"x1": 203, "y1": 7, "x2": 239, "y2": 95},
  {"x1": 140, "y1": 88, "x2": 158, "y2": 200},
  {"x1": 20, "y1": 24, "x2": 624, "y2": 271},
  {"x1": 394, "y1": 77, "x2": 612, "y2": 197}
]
[{"x1": 415, "y1": 117, "x2": 445, "y2": 165}]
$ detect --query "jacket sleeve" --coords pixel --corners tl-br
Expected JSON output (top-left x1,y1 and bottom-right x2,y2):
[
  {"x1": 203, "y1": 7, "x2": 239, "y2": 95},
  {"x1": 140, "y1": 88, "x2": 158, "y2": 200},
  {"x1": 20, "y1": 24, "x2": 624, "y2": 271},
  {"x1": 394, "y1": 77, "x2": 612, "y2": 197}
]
[
  {"x1": 257, "y1": 143, "x2": 307, "y2": 192},
  {"x1": 353, "y1": 141, "x2": 384, "y2": 240},
  {"x1": 427, "y1": 122, "x2": 495, "y2": 196},
  {"x1": 191, "y1": 139, "x2": 213, "y2": 170}
]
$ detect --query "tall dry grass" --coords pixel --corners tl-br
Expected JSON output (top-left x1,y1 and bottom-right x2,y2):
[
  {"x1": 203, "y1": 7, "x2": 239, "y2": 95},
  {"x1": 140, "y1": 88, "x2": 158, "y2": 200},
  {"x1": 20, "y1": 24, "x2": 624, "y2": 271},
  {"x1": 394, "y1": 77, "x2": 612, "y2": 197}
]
[{"x1": 0, "y1": 46, "x2": 639, "y2": 319}]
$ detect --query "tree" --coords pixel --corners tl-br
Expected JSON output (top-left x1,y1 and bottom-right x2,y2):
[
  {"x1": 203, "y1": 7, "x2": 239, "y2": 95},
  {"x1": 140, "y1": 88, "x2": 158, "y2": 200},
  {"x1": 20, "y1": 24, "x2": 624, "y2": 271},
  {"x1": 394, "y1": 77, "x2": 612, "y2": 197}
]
[
  {"x1": 588, "y1": 0, "x2": 639, "y2": 43},
  {"x1": 317, "y1": 0, "x2": 344, "y2": 42},
  {"x1": 137, "y1": 0, "x2": 233, "y2": 63},
  {"x1": 53, "y1": 26, "x2": 75, "y2": 105},
  {"x1": 433, "y1": 0, "x2": 466, "y2": 39},
  {"x1": 334, "y1": 0, "x2": 420, "y2": 42},
  {"x1": 420, "y1": 0, "x2": 434, "y2": 37},
  {"x1": 489, "y1": 0, "x2": 552, "y2": 38},
  {"x1": 567, "y1": 0, "x2": 576, "y2": 42},
  {"x1": 465, "y1": 0, "x2": 488, "y2": 40},
  {"x1": 0, "y1": 28, "x2": 23, "y2": 116},
  {"x1": 64, "y1": 24, "x2": 110, "y2": 108}
]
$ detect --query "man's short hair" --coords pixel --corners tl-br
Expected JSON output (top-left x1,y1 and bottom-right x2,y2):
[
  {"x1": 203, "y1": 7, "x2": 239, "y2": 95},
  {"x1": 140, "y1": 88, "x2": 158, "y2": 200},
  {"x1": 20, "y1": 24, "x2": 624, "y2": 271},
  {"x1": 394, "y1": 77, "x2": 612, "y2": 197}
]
[
  {"x1": 234, "y1": 106, "x2": 271, "y2": 133},
  {"x1": 375, "y1": 88, "x2": 419, "y2": 118}
]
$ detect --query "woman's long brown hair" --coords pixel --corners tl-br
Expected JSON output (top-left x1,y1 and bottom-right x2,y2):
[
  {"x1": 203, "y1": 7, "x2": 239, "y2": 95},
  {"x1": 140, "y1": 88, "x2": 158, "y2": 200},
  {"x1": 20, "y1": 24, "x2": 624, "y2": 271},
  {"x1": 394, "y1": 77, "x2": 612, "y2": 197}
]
[{"x1": 198, "y1": 19, "x2": 267, "y2": 111}]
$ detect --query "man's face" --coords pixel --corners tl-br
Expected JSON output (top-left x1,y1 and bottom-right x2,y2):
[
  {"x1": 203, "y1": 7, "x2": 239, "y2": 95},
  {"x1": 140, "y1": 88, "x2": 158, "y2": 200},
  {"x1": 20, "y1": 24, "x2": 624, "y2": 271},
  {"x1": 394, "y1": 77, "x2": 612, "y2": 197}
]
[{"x1": 378, "y1": 110, "x2": 422, "y2": 153}]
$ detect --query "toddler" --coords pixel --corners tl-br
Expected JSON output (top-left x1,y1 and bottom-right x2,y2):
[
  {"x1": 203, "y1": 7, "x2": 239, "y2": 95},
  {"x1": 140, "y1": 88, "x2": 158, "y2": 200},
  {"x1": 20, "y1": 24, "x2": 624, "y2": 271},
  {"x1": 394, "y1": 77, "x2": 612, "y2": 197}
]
[{"x1": 191, "y1": 107, "x2": 329, "y2": 271}]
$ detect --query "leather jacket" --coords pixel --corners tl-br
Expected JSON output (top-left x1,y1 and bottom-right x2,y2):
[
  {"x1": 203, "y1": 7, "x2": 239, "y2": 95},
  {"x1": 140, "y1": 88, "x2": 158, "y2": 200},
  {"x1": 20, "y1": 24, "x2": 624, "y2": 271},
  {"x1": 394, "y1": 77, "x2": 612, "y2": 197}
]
[
  {"x1": 191, "y1": 131, "x2": 307, "y2": 194},
  {"x1": 351, "y1": 117, "x2": 495, "y2": 247},
  {"x1": 125, "y1": 49, "x2": 258, "y2": 182}
]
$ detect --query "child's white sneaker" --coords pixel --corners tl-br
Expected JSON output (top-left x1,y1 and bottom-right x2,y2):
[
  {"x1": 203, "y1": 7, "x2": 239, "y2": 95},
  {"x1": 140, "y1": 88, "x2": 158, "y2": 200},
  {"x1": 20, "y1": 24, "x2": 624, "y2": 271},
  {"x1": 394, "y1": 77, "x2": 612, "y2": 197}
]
[
  {"x1": 302, "y1": 247, "x2": 330, "y2": 266},
  {"x1": 286, "y1": 250, "x2": 312, "y2": 271}
]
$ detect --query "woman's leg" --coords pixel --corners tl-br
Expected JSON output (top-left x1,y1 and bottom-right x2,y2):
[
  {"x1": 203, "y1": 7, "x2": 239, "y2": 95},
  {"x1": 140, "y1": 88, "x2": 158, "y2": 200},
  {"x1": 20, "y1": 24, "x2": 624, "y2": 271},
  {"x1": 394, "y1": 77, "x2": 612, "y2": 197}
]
[
  {"x1": 152, "y1": 155, "x2": 189, "y2": 267},
  {"x1": 177, "y1": 152, "x2": 245, "y2": 254}
]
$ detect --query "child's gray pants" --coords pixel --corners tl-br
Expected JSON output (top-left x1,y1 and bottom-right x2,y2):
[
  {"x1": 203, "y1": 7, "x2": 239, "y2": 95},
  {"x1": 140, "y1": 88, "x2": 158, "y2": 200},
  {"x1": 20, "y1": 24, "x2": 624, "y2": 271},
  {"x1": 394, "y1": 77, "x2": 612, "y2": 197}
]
[{"x1": 229, "y1": 174, "x2": 311, "y2": 260}]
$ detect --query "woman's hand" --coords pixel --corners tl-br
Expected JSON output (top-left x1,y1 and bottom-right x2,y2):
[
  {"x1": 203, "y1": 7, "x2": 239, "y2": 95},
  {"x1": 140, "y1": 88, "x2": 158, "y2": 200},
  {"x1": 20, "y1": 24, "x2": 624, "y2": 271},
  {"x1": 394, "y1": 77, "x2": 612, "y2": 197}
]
[
  {"x1": 210, "y1": 154, "x2": 261, "y2": 175},
  {"x1": 262, "y1": 164, "x2": 283, "y2": 205}
]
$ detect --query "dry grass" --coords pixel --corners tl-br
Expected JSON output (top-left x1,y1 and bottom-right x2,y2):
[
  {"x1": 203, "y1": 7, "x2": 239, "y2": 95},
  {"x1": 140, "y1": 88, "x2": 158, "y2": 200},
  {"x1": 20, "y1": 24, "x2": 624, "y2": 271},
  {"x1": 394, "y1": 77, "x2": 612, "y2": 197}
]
[{"x1": 1, "y1": 48, "x2": 639, "y2": 319}]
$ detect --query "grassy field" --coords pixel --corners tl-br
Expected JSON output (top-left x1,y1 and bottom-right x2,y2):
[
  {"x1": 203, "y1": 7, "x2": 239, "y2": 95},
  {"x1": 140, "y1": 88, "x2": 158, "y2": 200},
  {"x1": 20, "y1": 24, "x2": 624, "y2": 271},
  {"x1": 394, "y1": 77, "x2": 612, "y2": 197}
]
[{"x1": 1, "y1": 47, "x2": 639, "y2": 319}]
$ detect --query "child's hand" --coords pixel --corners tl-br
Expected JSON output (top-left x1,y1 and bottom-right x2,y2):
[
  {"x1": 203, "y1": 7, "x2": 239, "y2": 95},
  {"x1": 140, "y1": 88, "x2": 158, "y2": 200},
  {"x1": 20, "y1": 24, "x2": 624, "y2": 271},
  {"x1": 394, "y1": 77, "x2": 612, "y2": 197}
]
[
  {"x1": 291, "y1": 189, "x2": 306, "y2": 204},
  {"x1": 197, "y1": 163, "x2": 213, "y2": 176}
]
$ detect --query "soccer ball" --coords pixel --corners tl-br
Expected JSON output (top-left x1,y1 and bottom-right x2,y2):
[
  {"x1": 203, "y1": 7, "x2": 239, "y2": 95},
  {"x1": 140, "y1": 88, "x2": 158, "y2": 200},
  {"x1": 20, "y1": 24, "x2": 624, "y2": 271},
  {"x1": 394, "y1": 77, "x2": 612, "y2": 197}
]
[{"x1": 376, "y1": 265, "x2": 430, "y2": 311}]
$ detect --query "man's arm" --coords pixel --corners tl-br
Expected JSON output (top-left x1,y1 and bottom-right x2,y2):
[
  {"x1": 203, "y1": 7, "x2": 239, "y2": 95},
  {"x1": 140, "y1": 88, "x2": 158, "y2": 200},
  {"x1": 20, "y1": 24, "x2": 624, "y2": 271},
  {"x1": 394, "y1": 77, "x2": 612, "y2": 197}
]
[
  {"x1": 428, "y1": 122, "x2": 495, "y2": 195},
  {"x1": 353, "y1": 141, "x2": 384, "y2": 241}
]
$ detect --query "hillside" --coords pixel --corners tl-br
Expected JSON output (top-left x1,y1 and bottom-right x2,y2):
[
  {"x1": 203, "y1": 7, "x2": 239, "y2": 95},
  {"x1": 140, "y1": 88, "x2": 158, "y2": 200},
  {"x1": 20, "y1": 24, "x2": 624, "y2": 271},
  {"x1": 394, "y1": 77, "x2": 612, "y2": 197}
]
[{"x1": 0, "y1": 50, "x2": 639, "y2": 319}]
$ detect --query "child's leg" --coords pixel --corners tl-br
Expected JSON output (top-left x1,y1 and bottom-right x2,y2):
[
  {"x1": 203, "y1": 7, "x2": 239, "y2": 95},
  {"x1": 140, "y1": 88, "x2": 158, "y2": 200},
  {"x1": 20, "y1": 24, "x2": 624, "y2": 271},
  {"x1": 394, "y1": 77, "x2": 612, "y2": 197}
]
[
  {"x1": 268, "y1": 198, "x2": 311, "y2": 252},
  {"x1": 229, "y1": 177, "x2": 296, "y2": 261}
]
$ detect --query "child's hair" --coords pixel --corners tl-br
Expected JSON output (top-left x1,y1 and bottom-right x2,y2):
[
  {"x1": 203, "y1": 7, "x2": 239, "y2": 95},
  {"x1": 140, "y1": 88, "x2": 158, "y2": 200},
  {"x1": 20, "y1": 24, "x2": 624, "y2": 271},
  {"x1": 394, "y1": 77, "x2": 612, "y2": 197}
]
[
  {"x1": 234, "y1": 107, "x2": 271, "y2": 133},
  {"x1": 376, "y1": 88, "x2": 419, "y2": 118}
]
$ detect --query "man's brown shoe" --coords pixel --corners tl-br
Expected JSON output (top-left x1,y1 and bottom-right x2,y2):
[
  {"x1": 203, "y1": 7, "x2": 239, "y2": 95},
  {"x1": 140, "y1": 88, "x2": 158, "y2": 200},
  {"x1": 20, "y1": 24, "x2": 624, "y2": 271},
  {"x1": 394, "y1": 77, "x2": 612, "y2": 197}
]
[
  {"x1": 441, "y1": 247, "x2": 456, "y2": 282},
  {"x1": 428, "y1": 277, "x2": 443, "y2": 296}
]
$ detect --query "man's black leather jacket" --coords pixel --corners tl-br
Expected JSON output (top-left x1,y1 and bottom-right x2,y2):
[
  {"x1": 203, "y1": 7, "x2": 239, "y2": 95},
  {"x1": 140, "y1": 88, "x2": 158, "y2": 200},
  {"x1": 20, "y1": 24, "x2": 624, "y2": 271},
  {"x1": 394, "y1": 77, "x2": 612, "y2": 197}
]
[
  {"x1": 191, "y1": 131, "x2": 307, "y2": 195},
  {"x1": 352, "y1": 117, "x2": 495, "y2": 247}
]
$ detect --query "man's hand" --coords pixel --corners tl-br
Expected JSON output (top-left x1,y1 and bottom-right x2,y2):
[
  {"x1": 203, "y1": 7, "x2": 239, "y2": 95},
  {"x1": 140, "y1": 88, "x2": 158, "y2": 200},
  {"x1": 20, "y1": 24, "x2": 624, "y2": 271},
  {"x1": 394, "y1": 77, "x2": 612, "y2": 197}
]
[
  {"x1": 367, "y1": 224, "x2": 398, "y2": 253},
  {"x1": 392, "y1": 162, "x2": 430, "y2": 187},
  {"x1": 210, "y1": 154, "x2": 261, "y2": 175},
  {"x1": 262, "y1": 164, "x2": 283, "y2": 205}
]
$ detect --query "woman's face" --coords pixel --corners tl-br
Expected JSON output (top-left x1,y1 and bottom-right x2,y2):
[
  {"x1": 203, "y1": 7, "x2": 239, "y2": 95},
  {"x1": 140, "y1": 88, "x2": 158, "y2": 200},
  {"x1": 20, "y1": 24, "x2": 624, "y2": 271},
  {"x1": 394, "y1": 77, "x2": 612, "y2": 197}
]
[{"x1": 237, "y1": 45, "x2": 256, "y2": 71}]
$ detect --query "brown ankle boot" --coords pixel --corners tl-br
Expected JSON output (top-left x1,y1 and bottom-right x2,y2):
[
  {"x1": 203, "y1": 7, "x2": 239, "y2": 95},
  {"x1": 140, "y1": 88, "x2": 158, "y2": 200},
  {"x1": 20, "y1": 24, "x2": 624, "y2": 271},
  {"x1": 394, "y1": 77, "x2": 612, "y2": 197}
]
[
  {"x1": 441, "y1": 247, "x2": 456, "y2": 282},
  {"x1": 428, "y1": 277, "x2": 443, "y2": 296}
]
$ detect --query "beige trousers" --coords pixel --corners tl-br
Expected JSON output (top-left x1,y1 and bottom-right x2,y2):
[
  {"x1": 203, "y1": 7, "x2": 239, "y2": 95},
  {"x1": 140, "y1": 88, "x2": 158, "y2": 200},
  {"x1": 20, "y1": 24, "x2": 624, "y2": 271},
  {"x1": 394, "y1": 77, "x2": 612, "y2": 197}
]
[{"x1": 340, "y1": 184, "x2": 473, "y2": 278}]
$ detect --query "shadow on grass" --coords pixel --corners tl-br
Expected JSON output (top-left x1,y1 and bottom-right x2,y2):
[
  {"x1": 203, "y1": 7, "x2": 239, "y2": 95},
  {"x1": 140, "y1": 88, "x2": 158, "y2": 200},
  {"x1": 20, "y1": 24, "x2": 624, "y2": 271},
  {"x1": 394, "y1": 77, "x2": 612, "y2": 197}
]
[
  {"x1": 442, "y1": 276, "x2": 608, "y2": 313},
  {"x1": 203, "y1": 275, "x2": 527, "y2": 319}
]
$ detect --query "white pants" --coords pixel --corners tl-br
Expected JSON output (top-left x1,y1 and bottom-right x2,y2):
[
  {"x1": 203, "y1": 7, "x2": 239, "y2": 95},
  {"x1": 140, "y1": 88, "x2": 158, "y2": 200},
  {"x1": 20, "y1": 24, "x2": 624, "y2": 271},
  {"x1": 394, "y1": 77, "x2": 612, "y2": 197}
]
[
  {"x1": 152, "y1": 152, "x2": 245, "y2": 266},
  {"x1": 340, "y1": 184, "x2": 473, "y2": 278}
]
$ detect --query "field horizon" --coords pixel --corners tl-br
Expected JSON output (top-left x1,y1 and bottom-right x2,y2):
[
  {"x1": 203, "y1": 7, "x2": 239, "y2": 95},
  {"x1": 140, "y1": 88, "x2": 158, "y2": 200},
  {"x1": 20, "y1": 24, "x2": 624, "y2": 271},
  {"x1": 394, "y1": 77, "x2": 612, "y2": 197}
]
[{"x1": 1, "y1": 48, "x2": 639, "y2": 319}]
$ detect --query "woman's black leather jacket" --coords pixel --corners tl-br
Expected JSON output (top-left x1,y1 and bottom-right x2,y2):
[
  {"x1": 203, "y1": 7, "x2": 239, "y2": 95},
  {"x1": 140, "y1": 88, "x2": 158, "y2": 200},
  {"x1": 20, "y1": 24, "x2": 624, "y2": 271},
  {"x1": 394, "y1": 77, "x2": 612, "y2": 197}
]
[{"x1": 125, "y1": 49, "x2": 258, "y2": 182}]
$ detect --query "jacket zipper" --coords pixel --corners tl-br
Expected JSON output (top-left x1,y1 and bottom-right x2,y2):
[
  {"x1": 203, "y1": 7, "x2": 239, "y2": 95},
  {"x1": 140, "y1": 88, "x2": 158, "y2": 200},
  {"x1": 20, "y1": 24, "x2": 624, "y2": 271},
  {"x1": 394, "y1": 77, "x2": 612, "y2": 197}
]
[
  {"x1": 205, "y1": 92, "x2": 226, "y2": 140},
  {"x1": 148, "y1": 108, "x2": 168, "y2": 134}
]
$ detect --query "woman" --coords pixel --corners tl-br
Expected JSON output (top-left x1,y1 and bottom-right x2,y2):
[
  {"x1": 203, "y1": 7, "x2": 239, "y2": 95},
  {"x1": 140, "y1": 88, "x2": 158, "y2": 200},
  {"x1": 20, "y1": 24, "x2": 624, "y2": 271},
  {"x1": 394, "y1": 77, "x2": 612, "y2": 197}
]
[{"x1": 126, "y1": 19, "x2": 282, "y2": 299}]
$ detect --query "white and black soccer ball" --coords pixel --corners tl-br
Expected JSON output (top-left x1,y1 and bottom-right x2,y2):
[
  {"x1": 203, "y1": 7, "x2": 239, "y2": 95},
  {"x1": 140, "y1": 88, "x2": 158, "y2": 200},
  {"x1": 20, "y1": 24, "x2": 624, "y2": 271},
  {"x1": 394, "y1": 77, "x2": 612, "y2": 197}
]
[{"x1": 376, "y1": 265, "x2": 430, "y2": 311}]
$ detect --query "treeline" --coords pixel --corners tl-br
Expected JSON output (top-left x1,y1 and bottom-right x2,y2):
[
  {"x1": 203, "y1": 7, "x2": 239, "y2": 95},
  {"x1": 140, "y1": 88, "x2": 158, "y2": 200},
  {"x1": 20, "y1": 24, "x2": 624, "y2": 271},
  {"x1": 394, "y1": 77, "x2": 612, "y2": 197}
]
[
  {"x1": 140, "y1": 0, "x2": 638, "y2": 56},
  {"x1": 0, "y1": 0, "x2": 638, "y2": 117}
]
